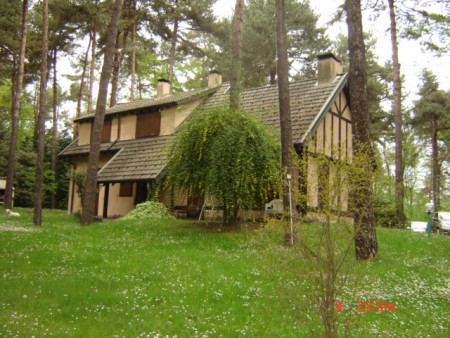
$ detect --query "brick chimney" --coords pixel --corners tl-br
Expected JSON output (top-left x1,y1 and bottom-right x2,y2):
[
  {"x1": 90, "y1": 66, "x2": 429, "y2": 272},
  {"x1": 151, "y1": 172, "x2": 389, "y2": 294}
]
[
  {"x1": 157, "y1": 79, "x2": 171, "y2": 97},
  {"x1": 317, "y1": 53, "x2": 343, "y2": 85},
  {"x1": 208, "y1": 71, "x2": 222, "y2": 88}
]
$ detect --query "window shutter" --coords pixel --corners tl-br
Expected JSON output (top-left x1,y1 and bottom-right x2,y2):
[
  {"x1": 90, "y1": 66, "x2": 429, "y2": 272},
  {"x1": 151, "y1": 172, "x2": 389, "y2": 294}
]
[
  {"x1": 102, "y1": 119, "x2": 112, "y2": 142},
  {"x1": 136, "y1": 112, "x2": 160, "y2": 138}
]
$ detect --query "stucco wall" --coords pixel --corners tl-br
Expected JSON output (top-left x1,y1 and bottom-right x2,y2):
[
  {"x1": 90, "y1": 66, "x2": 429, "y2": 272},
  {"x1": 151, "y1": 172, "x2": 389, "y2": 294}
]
[
  {"x1": 78, "y1": 122, "x2": 91, "y2": 145},
  {"x1": 160, "y1": 107, "x2": 176, "y2": 135},
  {"x1": 67, "y1": 154, "x2": 114, "y2": 216},
  {"x1": 305, "y1": 92, "x2": 352, "y2": 213},
  {"x1": 111, "y1": 117, "x2": 119, "y2": 140},
  {"x1": 98, "y1": 183, "x2": 135, "y2": 217},
  {"x1": 307, "y1": 157, "x2": 319, "y2": 209},
  {"x1": 120, "y1": 115, "x2": 137, "y2": 140},
  {"x1": 175, "y1": 100, "x2": 200, "y2": 128}
]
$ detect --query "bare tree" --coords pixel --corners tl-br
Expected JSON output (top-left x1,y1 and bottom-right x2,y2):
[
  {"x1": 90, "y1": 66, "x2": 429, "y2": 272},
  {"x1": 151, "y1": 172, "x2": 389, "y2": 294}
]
[
  {"x1": 4, "y1": 0, "x2": 29, "y2": 210},
  {"x1": 230, "y1": 0, "x2": 244, "y2": 111},
  {"x1": 81, "y1": 0, "x2": 125, "y2": 225},
  {"x1": 345, "y1": 0, "x2": 378, "y2": 259},
  {"x1": 34, "y1": 0, "x2": 49, "y2": 226}
]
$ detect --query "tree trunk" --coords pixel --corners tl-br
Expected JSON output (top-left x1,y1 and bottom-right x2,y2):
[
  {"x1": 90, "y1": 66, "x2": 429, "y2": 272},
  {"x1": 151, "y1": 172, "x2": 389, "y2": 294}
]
[
  {"x1": 230, "y1": 0, "x2": 244, "y2": 111},
  {"x1": 33, "y1": 0, "x2": 49, "y2": 226},
  {"x1": 51, "y1": 49, "x2": 58, "y2": 209},
  {"x1": 276, "y1": 0, "x2": 296, "y2": 245},
  {"x1": 388, "y1": 0, "x2": 405, "y2": 227},
  {"x1": 81, "y1": 0, "x2": 124, "y2": 225},
  {"x1": 75, "y1": 38, "x2": 91, "y2": 134},
  {"x1": 5, "y1": 0, "x2": 28, "y2": 210},
  {"x1": 130, "y1": 0, "x2": 136, "y2": 101},
  {"x1": 110, "y1": 32, "x2": 121, "y2": 107},
  {"x1": 78, "y1": 40, "x2": 91, "y2": 118},
  {"x1": 269, "y1": 64, "x2": 277, "y2": 85},
  {"x1": 88, "y1": 26, "x2": 97, "y2": 115},
  {"x1": 111, "y1": 26, "x2": 130, "y2": 107},
  {"x1": 168, "y1": 17, "x2": 179, "y2": 84},
  {"x1": 138, "y1": 71, "x2": 143, "y2": 99},
  {"x1": 431, "y1": 114, "x2": 440, "y2": 212},
  {"x1": 345, "y1": 0, "x2": 378, "y2": 260},
  {"x1": 167, "y1": 0, "x2": 179, "y2": 84}
]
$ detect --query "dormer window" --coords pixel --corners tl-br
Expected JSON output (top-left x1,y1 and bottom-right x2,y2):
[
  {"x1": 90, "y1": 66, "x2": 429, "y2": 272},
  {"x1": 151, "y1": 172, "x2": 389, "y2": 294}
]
[{"x1": 136, "y1": 111, "x2": 161, "y2": 138}]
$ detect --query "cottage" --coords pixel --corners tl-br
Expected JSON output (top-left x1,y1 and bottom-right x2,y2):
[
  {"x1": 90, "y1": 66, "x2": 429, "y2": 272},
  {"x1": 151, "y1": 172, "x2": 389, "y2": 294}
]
[{"x1": 60, "y1": 53, "x2": 352, "y2": 219}]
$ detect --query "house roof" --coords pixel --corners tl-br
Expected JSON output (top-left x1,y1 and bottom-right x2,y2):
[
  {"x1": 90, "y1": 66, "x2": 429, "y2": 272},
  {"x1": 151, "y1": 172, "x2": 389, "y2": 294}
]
[
  {"x1": 61, "y1": 74, "x2": 348, "y2": 183},
  {"x1": 60, "y1": 136, "x2": 173, "y2": 182},
  {"x1": 203, "y1": 73, "x2": 348, "y2": 144},
  {"x1": 74, "y1": 86, "x2": 218, "y2": 122},
  {"x1": 96, "y1": 136, "x2": 173, "y2": 182}
]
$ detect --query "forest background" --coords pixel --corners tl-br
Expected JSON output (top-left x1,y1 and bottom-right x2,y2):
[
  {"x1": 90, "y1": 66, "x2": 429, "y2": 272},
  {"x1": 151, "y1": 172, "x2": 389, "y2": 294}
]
[{"x1": 0, "y1": 0, "x2": 448, "y2": 226}]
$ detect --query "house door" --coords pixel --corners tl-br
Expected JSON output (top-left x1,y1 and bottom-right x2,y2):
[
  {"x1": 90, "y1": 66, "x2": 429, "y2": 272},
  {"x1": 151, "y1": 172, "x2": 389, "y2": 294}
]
[{"x1": 135, "y1": 182, "x2": 148, "y2": 205}]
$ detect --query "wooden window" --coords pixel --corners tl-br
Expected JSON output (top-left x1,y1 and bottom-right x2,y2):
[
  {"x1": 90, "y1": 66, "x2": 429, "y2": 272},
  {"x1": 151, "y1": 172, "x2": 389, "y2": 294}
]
[
  {"x1": 135, "y1": 112, "x2": 160, "y2": 138},
  {"x1": 119, "y1": 183, "x2": 133, "y2": 197},
  {"x1": 102, "y1": 119, "x2": 112, "y2": 142}
]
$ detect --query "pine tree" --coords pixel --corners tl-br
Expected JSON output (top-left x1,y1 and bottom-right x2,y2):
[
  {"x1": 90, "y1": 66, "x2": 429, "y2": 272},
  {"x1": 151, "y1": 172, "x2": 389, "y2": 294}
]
[{"x1": 412, "y1": 69, "x2": 450, "y2": 212}]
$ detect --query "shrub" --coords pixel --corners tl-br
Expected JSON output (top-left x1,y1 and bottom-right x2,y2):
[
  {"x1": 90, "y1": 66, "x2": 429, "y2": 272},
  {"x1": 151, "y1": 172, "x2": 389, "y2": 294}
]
[{"x1": 122, "y1": 201, "x2": 175, "y2": 220}]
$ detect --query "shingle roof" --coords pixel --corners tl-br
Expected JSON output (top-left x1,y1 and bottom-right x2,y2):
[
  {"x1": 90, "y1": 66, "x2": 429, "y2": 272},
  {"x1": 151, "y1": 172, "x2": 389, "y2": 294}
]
[
  {"x1": 203, "y1": 74, "x2": 348, "y2": 144},
  {"x1": 96, "y1": 136, "x2": 173, "y2": 182},
  {"x1": 60, "y1": 136, "x2": 173, "y2": 182},
  {"x1": 74, "y1": 86, "x2": 217, "y2": 122},
  {"x1": 61, "y1": 74, "x2": 348, "y2": 183}
]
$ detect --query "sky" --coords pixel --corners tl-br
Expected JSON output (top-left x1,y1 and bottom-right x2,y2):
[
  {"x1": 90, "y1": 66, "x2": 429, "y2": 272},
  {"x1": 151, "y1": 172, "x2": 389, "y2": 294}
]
[{"x1": 213, "y1": 0, "x2": 450, "y2": 107}]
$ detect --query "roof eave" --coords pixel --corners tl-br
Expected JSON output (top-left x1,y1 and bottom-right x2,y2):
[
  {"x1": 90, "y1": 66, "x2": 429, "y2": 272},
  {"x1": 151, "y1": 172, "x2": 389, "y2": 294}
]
[
  {"x1": 73, "y1": 87, "x2": 220, "y2": 123},
  {"x1": 59, "y1": 137, "x2": 80, "y2": 157},
  {"x1": 298, "y1": 73, "x2": 349, "y2": 145},
  {"x1": 97, "y1": 147, "x2": 125, "y2": 180}
]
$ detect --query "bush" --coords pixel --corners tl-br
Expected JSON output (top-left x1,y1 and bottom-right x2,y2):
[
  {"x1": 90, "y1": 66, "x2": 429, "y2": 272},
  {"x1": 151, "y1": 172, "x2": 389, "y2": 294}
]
[
  {"x1": 374, "y1": 197, "x2": 398, "y2": 227},
  {"x1": 122, "y1": 201, "x2": 175, "y2": 220}
]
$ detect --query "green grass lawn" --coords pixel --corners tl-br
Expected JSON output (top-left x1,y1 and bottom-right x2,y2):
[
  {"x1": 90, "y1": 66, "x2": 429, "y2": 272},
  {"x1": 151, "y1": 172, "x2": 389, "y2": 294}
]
[{"x1": 0, "y1": 208, "x2": 448, "y2": 337}]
